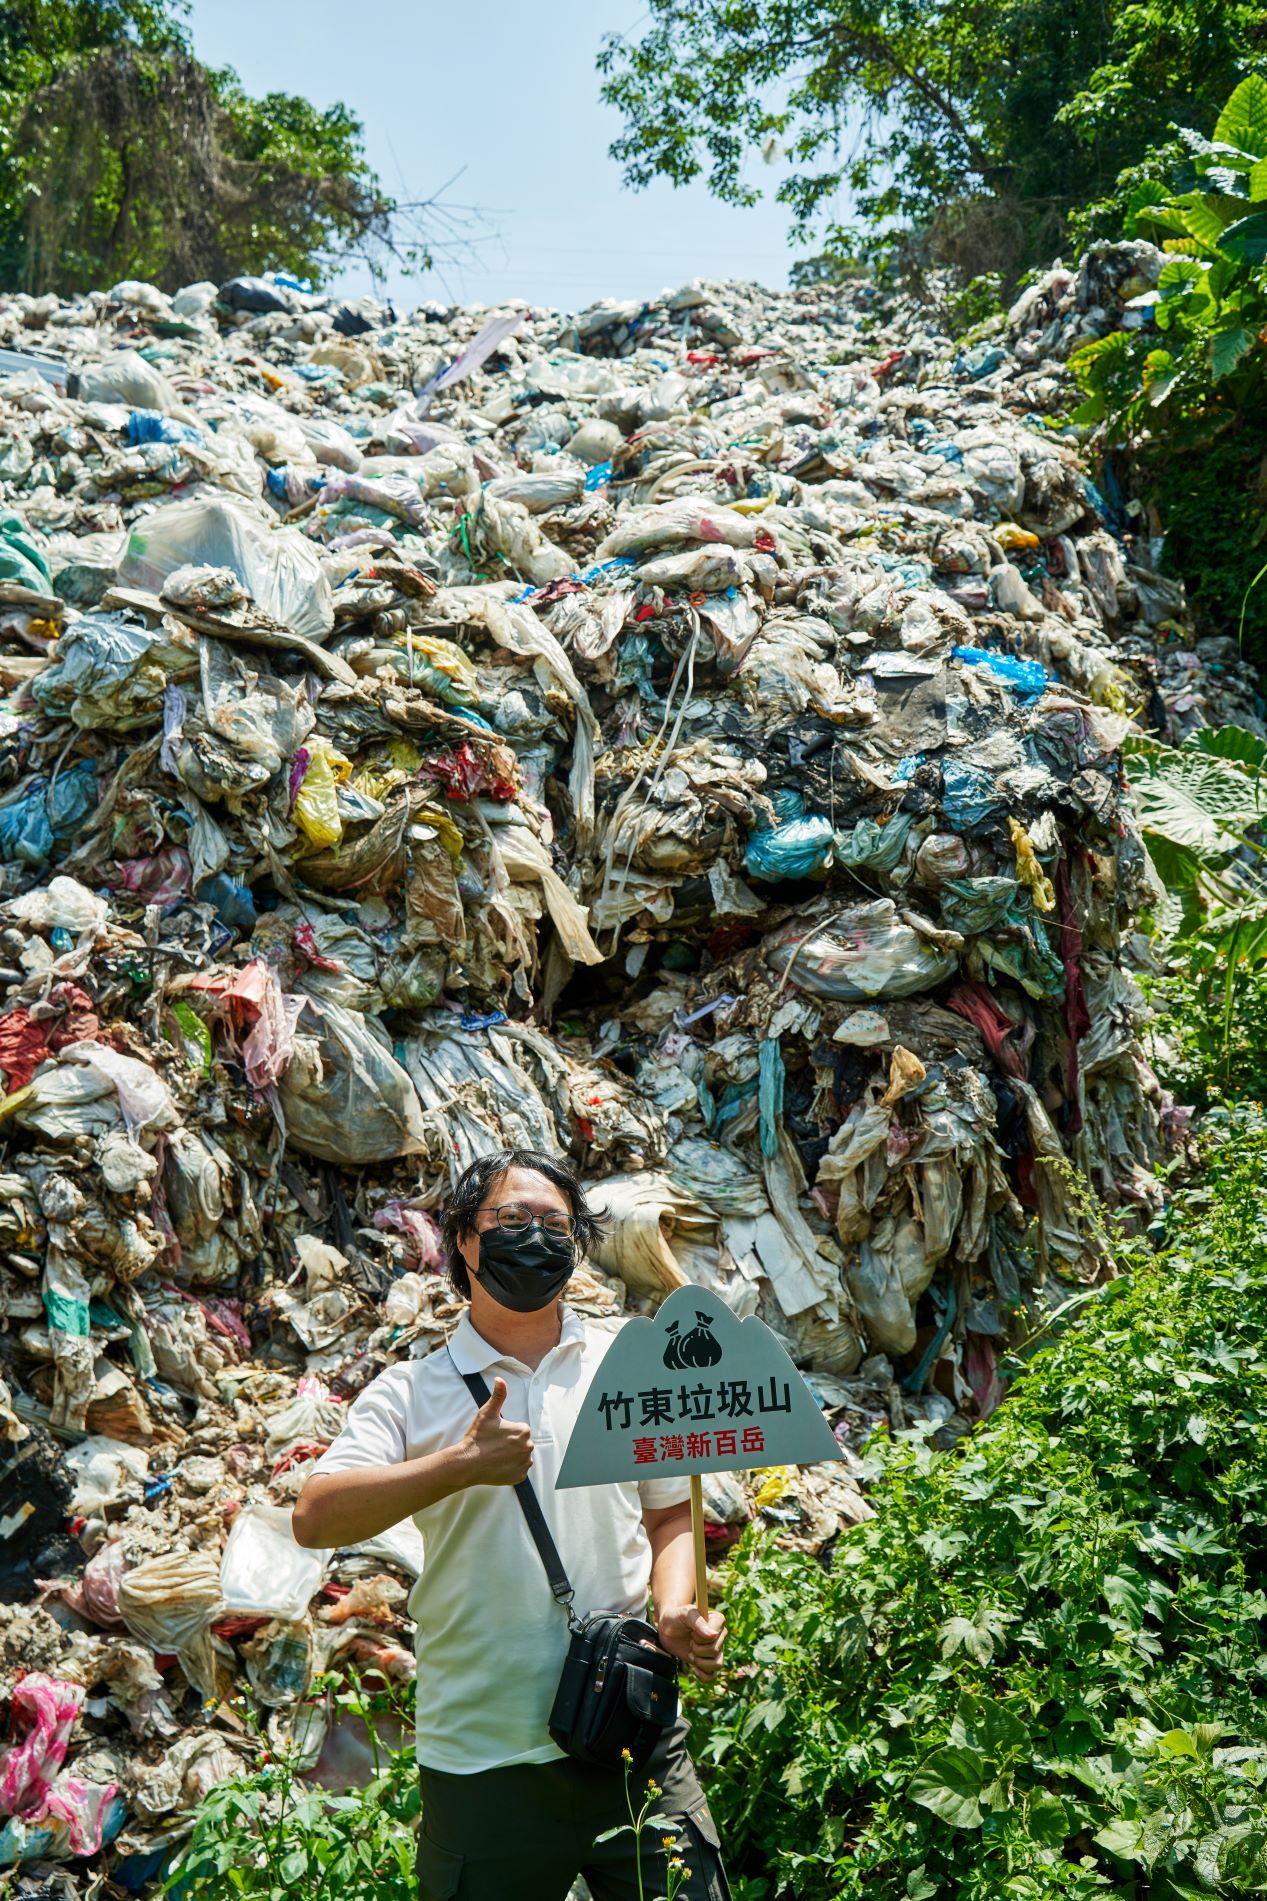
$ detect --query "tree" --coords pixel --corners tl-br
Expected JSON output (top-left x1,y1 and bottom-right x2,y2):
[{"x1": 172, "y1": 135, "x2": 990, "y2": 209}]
[
  {"x1": 0, "y1": 0, "x2": 424, "y2": 294},
  {"x1": 598, "y1": 1, "x2": 1267, "y2": 282}
]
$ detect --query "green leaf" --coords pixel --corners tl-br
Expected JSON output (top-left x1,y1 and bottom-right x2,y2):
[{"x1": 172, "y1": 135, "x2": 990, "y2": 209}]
[
  {"x1": 938, "y1": 1614, "x2": 980, "y2": 1659},
  {"x1": 1125, "y1": 739, "x2": 1264, "y2": 858},
  {"x1": 909, "y1": 1745, "x2": 985, "y2": 1830},
  {"x1": 952, "y1": 1693, "x2": 1028, "y2": 1759},
  {"x1": 1068, "y1": 329, "x2": 1130, "y2": 370},
  {"x1": 1187, "y1": 725, "x2": 1267, "y2": 770},
  {"x1": 740, "y1": 1695, "x2": 787, "y2": 1738},
  {"x1": 1214, "y1": 210, "x2": 1267, "y2": 263},
  {"x1": 939, "y1": 1609, "x2": 1008, "y2": 1664},
  {"x1": 1215, "y1": 75, "x2": 1267, "y2": 161},
  {"x1": 1250, "y1": 157, "x2": 1267, "y2": 201},
  {"x1": 1095, "y1": 1816, "x2": 1144, "y2": 1860},
  {"x1": 1168, "y1": 191, "x2": 1244, "y2": 250},
  {"x1": 1143, "y1": 832, "x2": 1207, "y2": 896},
  {"x1": 1103, "y1": 1570, "x2": 1150, "y2": 1630},
  {"x1": 1142, "y1": 348, "x2": 1181, "y2": 404},
  {"x1": 1157, "y1": 258, "x2": 1204, "y2": 293},
  {"x1": 1159, "y1": 1727, "x2": 1200, "y2": 1757},
  {"x1": 1028, "y1": 1789, "x2": 1070, "y2": 1846}
]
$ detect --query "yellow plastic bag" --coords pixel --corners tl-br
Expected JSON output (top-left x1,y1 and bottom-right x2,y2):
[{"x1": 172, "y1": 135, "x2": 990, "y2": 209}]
[
  {"x1": 751, "y1": 1465, "x2": 798, "y2": 1509},
  {"x1": 410, "y1": 635, "x2": 480, "y2": 705},
  {"x1": 293, "y1": 738, "x2": 351, "y2": 848},
  {"x1": 1009, "y1": 817, "x2": 1056, "y2": 914},
  {"x1": 417, "y1": 804, "x2": 465, "y2": 860}
]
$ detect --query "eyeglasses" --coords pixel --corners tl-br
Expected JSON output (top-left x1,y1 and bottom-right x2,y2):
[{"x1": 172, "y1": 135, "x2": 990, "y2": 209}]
[{"x1": 482, "y1": 1202, "x2": 574, "y2": 1239}]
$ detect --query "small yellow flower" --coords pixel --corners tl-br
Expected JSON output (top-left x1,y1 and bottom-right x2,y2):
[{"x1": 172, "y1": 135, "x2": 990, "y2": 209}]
[{"x1": 621, "y1": 1747, "x2": 633, "y2": 1763}]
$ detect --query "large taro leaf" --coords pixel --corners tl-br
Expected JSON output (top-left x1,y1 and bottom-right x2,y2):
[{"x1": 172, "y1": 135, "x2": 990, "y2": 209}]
[
  {"x1": 1215, "y1": 74, "x2": 1267, "y2": 162},
  {"x1": 1124, "y1": 738, "x2": 1265, "y2": 862}
]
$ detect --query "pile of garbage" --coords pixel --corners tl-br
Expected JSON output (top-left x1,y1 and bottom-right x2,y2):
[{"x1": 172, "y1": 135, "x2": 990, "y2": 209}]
[{"x1": 0, "y1": 251, "x2": 1250, "y2": 1883}]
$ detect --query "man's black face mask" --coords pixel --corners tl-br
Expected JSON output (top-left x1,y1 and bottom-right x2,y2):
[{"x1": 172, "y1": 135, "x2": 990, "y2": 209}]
[{"x1": 476, "y1": 1224, "x2": 575, "y2": 1311}]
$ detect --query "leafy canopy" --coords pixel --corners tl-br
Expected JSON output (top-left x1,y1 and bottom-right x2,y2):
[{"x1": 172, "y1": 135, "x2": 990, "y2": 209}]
[
  {"x1": 1068, "y1": 73, "x2": 1267, "y2": 659},
  {"x1": 599, "y1": 2, "x2": 1267, "y2": 280},
  {"x1": 0, "y1": 0, "x2": 415, "y2": 293}
]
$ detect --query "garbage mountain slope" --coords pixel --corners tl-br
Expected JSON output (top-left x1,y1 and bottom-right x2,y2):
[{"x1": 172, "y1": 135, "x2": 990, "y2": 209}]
[{"x1": 0, "y1": 256, "x2": 1239, "y2": 1878}]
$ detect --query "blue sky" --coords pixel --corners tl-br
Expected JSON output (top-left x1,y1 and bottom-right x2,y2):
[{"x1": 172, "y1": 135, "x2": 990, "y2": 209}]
[{"x1": 185, "y1": 0, "x2": 815, "y2": 313}]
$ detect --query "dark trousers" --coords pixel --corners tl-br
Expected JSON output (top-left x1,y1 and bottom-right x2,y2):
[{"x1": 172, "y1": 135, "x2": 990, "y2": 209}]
[{"x1": 416, "y1": 1718, "x2": 730, "y2": 1901}]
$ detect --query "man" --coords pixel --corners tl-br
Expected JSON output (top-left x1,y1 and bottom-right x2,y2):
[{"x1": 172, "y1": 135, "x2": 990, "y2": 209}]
[{"x1": 294, "y1": 1147, "x2": 730, "y2": 1901}]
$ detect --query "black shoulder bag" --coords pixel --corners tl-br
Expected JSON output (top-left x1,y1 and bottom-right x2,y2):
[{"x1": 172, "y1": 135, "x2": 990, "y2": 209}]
[{"x1": 451, "y1": 1360, "x2": 679, "y2": 1768}]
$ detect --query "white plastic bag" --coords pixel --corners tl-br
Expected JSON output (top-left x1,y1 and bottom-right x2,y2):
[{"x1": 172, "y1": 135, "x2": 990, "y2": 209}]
[
  {"x1": 75, "y1": 349, "x2": 182, "y2": 413},
  {"x1": 597, "y1": 498, "x2": 760, "y2": 559},
  {"x1": 7, "y1": 876, "x2": 108, "y2": 936},
  {"x1": 219, "y1": 1503, "x2": 328, "y2": 1621},
  {"x1": 59, "y1": 1043, "x2": 177, "y2": 1138},
  {"x1": 117, "y1": 1550, "x2": 225, "y2": 1698},
  {"x1": 120, "y1": 497, "x2": 333, "y2": 641},
  {"x1": 296, "y1": 416, "x2": 362, "y2": 471},
  {"x1": 62, "y1": 1436, "x2": 150, "y2": 1516},
  {"x1": 764, "y1": 900, "x2": 959, "y2": 1000}
]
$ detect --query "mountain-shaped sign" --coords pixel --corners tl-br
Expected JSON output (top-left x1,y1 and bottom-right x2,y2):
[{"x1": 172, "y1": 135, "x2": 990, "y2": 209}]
[{"x1": 556, "y1": 1282, "x2": 843, "y2": 1489}]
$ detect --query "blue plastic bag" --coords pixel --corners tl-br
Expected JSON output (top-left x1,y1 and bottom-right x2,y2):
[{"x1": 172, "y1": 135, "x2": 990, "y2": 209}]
[
  {"x1": 758, "y1": 1037, "x2": 785, "y2": 1159},
  {"x1": 196, "y1": 874, "x2": 257, "y2": 933},
  {"x1": 0, "y1": 760, "x2": 97, "y2": 867},
  {"x1": 127, "y1": 409, "x2": 203, "y2": 448},
  {"x1": 941, "y1": 759, "x2": 1004, "y2": 829},
  {"x1": 745, "y1": 814, "x2": 834, "y2": 881},
  {"x1": 952, "y1": 645, "x2": 1048, "y2": 703}
]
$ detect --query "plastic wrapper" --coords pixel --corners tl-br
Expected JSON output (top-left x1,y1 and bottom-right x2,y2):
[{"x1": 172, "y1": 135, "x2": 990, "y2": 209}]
[
  {"x1": 764, "y1": 901, "x2": 960, "y2": 1000},
  {"x1": 276, "y1": 998, "x2": 429, "y2": 1164},
  {"x1": 291, "y1": 738, "x2": 352, "y2": 848},
  {"x1": 219, "y1": 1503, "x2": 328, "y2": 1621},
  {"x1": 119, "y1": 496, "x2": 333, "y2": 641},
  {"x1": 117, "y1": 1551, "x2": 226, "y2": 1700},
  {"x1": 61, "y1": 1438, "x2": 150, "y2": 1516}
]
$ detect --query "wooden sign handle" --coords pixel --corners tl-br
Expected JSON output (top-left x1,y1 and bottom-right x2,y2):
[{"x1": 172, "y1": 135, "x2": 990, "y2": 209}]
[{"x1": 690, "y1": 1472, "x2": 708, "y2": 1611}]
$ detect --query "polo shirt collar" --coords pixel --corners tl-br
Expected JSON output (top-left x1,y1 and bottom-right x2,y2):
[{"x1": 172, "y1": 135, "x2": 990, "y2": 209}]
[{"x1": 447, "y1": 1302, "x2": 587, "y2": 1375}]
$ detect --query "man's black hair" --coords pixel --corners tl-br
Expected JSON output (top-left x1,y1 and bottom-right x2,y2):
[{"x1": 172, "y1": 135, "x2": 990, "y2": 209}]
[{"x1": 440, "y1": 1149, "x2": 607, "y2": 1298}]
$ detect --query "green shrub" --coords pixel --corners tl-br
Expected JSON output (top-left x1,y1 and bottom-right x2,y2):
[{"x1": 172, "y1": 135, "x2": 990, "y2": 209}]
[
  {"x1": 1145, "y1": 920, "x2": 1267, "y2": 1111},
  {"x1": 685, "y1": 1118, "x2": 1267, "y2": 1899},
  {"x1": 167, "y1": 1671, "x2": 419, "y2": 1901},
  {"x1": 1070, "y1": 74, "x2": 1267, "y2": 658}
]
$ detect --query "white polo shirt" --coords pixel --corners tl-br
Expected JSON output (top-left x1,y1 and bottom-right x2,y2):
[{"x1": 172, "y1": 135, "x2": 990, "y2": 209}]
[{"x1": 310, "y1": 1304, "x2": 691, "y2": 1773}]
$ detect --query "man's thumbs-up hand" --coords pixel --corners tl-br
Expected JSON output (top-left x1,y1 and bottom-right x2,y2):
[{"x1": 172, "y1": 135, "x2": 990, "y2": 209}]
[{"x1": 461, "y1": 1377, "x2": 534, "y2": 1486}]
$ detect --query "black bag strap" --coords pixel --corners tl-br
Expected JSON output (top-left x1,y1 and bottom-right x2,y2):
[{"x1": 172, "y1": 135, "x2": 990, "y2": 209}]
[{"x1": 448, "y1": 1351, "x2": 579, "y2": 1627}]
